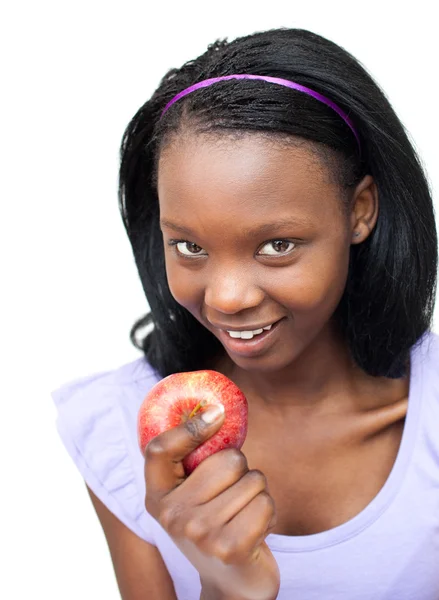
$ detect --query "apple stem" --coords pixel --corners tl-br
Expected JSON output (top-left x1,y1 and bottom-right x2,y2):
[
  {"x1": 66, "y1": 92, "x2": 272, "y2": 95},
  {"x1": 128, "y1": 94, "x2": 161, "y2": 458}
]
[{"x1": 188, "y1": 399, "x2": 207, "y2": 419}]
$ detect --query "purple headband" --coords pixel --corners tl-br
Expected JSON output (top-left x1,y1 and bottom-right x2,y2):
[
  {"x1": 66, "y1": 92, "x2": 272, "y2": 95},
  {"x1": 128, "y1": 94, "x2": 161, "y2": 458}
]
[{"x1": 160, "y1": 74, "x2": 360, "y2": 152}]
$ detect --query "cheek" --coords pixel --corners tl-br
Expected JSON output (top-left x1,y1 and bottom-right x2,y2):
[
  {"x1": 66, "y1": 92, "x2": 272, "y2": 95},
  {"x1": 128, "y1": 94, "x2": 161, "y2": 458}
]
[
  {"x1": 275, "y1": 246, "x2": 350, "y2": 311},
  {"x1": 164, "y1": 261, "x2": 202, "y2": 309}
]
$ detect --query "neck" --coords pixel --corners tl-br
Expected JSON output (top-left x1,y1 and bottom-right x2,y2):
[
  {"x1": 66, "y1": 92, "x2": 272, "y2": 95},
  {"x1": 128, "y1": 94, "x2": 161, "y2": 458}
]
[{"x1": 213, "y1": 324, "x2": 404, "y2": 415}]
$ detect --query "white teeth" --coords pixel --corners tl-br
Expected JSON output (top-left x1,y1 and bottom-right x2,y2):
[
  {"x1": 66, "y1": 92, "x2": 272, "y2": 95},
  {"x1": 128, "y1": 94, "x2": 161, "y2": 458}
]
[
  {"x1": 226, "y1": 323, "x2": 274, "y2": 339},
  {"x1": 228, "y1": 331, "x2": 246, "y2": 338}
]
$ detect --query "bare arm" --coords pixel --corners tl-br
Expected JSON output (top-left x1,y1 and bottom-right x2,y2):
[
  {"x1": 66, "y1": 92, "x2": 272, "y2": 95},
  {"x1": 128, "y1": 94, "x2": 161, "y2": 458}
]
[{"x1": 86, "y1": 484, "x2": 177, "y2": 600}]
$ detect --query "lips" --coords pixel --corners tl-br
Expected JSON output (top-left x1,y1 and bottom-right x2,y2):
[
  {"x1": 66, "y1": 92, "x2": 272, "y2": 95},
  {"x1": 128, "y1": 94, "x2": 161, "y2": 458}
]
[
  {"x1": 215, "y1": 317, "x2": 285, "y2": 357},
  {"x1": 209, "y1": 318, "x2": 284, "y2": 332}
]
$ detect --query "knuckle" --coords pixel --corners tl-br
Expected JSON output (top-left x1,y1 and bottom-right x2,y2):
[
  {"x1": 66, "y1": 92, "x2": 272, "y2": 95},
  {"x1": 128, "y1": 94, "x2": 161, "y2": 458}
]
[
  {"x1": 224, "y1": 448, "x2": 248, "y2": 474},
  {"x1": 268, "y1": 511, "x2": 278, "y2": 529},
  {"x1": 247, "y1": 469, "x2": 268, "y2": 488},
  {"x1": 145, "y1": 437, "x2": 166, "y2": 458},
  {"x1": 184, "y1": 418, "x2": 206, "y2": 443},
  {"x1": 158, "y1": 500, "x2": 185, "y2": 531},
  {"x1": 258, "y1": 491, "x2": 275, "y2": 514},
  {"x1": 144, "y1": 493, "x2": 156, "y2": 516},
  {"x1": 213, "y1": 539, "x2": 236, "y2": 565},
  {"x1": 183, "y1": 517, "x2": 209, "y2": 542}
]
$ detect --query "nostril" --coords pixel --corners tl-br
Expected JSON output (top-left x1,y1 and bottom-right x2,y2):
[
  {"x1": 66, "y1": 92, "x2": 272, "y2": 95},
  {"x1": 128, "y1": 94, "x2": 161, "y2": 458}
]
[{"x1": 204, "y1": 287, "x2": 264, "y2": 315}]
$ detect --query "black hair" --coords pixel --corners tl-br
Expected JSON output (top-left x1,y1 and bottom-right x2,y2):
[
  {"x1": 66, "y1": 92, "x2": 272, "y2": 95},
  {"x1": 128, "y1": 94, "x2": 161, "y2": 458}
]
[{"x1": 118, "y1": 28, "x2": 437, "y2": 379}]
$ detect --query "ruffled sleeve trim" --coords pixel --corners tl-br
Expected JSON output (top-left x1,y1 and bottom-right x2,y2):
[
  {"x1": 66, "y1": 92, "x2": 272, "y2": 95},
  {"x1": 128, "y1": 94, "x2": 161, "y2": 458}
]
[{"x1": 51, "y1": 367, "x2": 156, "y2": 545}]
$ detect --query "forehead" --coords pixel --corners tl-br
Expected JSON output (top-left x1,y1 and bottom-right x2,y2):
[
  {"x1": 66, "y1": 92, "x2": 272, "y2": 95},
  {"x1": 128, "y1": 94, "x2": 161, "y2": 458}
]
[{"x1": 157, "y1": 133, "x2": 343, "y2": 227}]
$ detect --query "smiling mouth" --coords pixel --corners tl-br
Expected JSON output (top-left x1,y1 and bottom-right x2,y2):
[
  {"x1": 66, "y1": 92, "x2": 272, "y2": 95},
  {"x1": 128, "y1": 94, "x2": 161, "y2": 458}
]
[
  {"x1": 215, "y1": 317, "x2": 285, "y2": 356},
  {"x1": 224, "y1": 318, "x2": 282, "y2": 339}
]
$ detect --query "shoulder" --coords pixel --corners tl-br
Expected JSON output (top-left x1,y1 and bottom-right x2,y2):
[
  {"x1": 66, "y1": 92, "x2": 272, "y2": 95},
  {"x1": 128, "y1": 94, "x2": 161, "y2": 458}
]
[
  {"x1": 410, "y1": 331, "x2": 439, "y2": 434},
  {"x1": 51, "y1": 356, "x2": 163, "y2": 543},
  {"x1": 52, "y1": 354, "x2": 161, "y2": 396},
  {"x1": 413, "y1": 330, "x2": 439, "y2": 389},
  {"x1": 51, "y1": 356, "x2": 162, "y2": 439}
]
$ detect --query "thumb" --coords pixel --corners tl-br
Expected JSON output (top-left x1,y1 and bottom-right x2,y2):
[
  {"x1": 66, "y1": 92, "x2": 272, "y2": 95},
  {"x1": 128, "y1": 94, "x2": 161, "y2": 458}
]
[
  {"x1": 144, "y1": 403, "x2": 225, "y2": 496},
  {"x1": 183, "y1": 403, "x2": 226, "y2": 452}
]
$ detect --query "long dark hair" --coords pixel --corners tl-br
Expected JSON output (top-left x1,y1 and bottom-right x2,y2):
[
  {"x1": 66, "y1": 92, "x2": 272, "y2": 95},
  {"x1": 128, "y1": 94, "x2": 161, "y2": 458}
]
[{"x1": 118, "y1": 28, "x2": 437, "y2": 379}]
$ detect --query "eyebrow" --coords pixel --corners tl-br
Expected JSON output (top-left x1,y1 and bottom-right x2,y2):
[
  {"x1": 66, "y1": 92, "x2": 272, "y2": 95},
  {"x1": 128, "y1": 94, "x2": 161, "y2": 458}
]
[{"x1": 160, "y1": 217, "x2": 312, "y2": 237}]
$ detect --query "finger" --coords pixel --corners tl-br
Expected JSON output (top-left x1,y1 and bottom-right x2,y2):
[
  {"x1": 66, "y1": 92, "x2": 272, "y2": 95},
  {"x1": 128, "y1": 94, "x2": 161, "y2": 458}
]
[
  {"x1": 171, "y1": 469, "x2": 267, "y2": 543},
  {"x1": 202, "y1": 469, "x2": 268, "y2": 524},
  {"x1": 217, "y1": 492, "x2": 276, "y2": 564},
  {"x1": 170, "y1": 448, "x2": 250, "y2": 505},
  {"x1": 144, "y1": 403, "x2": 225, "y2": 498}
]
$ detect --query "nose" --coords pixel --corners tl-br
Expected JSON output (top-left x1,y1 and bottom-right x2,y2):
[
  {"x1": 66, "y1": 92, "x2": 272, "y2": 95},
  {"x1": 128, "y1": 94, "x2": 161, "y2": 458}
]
[{"x1": 204, "y1": 268, "x2": 265, "y2": 314}]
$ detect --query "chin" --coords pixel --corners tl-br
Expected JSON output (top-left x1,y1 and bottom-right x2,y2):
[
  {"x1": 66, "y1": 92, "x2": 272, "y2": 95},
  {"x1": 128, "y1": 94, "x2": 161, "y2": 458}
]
[{"x1": 227, "y1": 342, "x2": 304, "y2": 373}]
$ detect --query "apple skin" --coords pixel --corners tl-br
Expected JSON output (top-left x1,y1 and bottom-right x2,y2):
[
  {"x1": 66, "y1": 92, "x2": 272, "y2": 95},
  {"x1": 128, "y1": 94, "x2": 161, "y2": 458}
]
[{"x1": 138, "y1": 370, "x2": 248, "y2": 475}]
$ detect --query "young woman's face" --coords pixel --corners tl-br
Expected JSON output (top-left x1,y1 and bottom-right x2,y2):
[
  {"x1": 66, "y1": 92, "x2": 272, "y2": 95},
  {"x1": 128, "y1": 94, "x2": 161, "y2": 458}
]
[{"x1": 158, "y1": 133, "x2": 365, "y2": 372}]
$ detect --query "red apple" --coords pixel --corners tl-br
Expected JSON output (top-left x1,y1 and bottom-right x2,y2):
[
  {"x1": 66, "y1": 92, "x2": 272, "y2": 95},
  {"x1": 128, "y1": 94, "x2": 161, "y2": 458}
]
[{"x1": 138, "y1": 370, "x2": 248, "y2": 474}]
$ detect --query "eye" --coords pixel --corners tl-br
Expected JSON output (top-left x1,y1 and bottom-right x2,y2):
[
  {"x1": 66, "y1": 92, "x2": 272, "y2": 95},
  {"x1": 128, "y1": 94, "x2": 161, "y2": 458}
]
[
  {"x1": 167, "y1": 240, "x2": 207, "y2": 257},
  {"x1": 258, "y1": 240, "x2": 296, "y2": 256},
  {"x1": 166, "y1": 238, "x2": 297, "y2": 259}
]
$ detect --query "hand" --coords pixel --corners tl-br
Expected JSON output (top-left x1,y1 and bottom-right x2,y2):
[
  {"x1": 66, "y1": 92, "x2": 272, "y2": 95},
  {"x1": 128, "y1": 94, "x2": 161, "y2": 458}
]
[{"x1": 143, "y1": 404, "x2": 280, "y2": 600}]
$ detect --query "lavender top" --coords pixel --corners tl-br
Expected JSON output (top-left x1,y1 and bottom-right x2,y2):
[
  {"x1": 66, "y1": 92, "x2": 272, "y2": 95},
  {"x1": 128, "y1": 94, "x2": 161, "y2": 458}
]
[{"x1": 51, "y1": 331, "x2": 439, "y2": 599}]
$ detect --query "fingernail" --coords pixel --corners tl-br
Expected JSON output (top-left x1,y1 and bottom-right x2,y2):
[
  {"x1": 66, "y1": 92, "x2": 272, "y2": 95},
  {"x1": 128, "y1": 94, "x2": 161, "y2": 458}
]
[{"x1": 201, "y1": 403, "x2": 225, "y2": 423}]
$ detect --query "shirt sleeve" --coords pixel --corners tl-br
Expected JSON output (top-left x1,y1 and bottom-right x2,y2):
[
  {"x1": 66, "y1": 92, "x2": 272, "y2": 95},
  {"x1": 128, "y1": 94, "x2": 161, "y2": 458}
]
[{"x1": 51, "y1": 370, "x2": 156, "y2": 545}]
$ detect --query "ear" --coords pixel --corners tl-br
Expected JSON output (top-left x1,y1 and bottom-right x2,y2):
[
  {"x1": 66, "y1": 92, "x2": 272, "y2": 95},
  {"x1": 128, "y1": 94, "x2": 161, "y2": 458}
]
[{"x1": 349, "y1": 174, "x2": 379, "y2": 244}]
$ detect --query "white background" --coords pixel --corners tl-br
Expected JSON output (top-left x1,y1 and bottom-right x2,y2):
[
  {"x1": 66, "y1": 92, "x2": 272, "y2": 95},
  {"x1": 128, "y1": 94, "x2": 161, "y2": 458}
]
[{"x1": 1, "y1": 1, "x2": 438, "y2": 598}]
